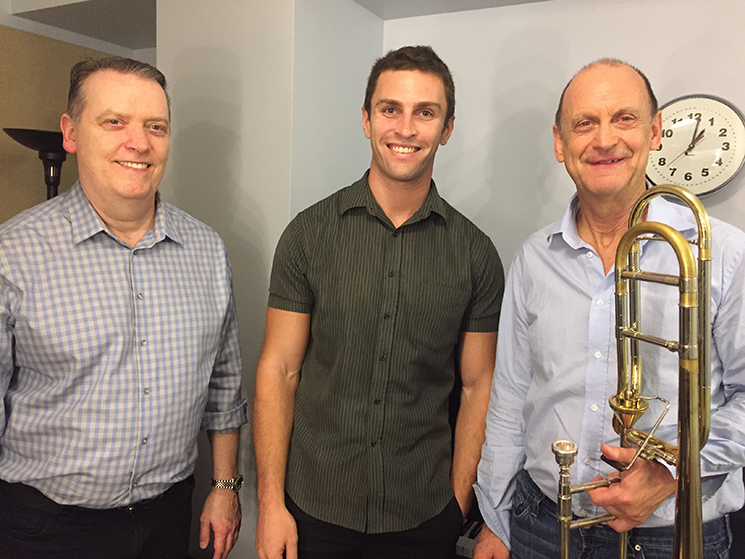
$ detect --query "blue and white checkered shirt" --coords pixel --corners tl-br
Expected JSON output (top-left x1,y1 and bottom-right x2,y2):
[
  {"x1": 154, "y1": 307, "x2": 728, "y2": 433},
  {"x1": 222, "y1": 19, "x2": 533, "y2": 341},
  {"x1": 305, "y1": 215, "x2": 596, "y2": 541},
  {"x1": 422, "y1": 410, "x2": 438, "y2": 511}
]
[{"x1": 0, "y1": 182, "x2": 247, "y2": 508}]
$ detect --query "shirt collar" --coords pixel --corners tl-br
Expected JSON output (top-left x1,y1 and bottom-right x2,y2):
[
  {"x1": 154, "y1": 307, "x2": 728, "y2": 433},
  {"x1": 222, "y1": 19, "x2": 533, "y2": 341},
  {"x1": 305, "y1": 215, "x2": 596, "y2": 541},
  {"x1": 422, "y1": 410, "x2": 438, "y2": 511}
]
[
  {"x1": 546, "y1": 191, "x2": 700, "y2": 250},
  {"x1": 65, "y1": 181, "x2": 182, "y2": 247},
  {"x1": 339, "y1": 170, "x2": 448, "y2": 225}
]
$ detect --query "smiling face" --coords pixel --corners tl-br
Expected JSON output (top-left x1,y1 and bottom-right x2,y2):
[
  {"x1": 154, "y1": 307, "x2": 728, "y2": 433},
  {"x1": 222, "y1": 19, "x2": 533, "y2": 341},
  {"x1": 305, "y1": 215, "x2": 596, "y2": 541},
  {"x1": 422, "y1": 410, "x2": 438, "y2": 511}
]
[
  {"x1": 60, "y1": 70, "x2": 170, "y2": 209},
  {"x1": 553, "y1": 62, "x2": 661, "y2": 203},
  {"x1": 362, "y1": 69, "x2": 454, "y2": 191}
]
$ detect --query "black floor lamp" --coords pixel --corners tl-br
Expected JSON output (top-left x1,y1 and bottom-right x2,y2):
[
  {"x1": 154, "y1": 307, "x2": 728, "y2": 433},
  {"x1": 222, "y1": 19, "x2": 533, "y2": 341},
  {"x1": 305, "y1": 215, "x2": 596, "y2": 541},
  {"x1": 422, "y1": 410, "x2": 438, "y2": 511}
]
[{"x1": 4, "y1": 128, "x2": 67, "y2": 200}]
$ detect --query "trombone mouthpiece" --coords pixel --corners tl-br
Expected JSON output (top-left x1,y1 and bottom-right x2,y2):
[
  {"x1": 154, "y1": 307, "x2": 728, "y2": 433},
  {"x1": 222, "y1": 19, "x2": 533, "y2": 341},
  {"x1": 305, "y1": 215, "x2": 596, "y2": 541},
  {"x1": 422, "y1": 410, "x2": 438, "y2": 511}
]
[{"x1": 552, "y1": 440, "x2": 578, "y2": 466}]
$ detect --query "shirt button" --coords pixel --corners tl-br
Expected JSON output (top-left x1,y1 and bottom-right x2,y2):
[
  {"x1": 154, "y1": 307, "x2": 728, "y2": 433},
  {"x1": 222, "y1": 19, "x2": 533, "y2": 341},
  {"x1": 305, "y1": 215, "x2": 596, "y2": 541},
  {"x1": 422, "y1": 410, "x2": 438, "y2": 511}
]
[
  {"x1": 392, "y1": 231, "x2": 399, "y2": 238},
  {"x1": 374, "y1": 398, "x2": 381, "y2": 405},
  {"x1": 144, "y1": 388, "x2": 151, "y2": 395},
  {"x1": 388, "y1": 271, "x2": 394, "y2": 277},
  {"x1": 580, "y1": 509, "x2": 588, "y2": 517},
  {"x1": 137, "y1": 293, "x2": 144, "y2": 300},
  {"x1": 141, "y1": 340, "x2": 148, "y2": 347},
  {"x1": 635, "y1": 545, "x2": 642, "y2": 551},
  {"x1": 371, "y1": 439, "x2": 377, "y2": 447},
  {"x1": 383, "y1": 313, "x2": 390, "y2": 320},
  {"x1": 591, "y1": 403, "x2": 598, "y2": 412},
  {"x1": 141, "y1": 438, "x2": 148, "y2": 445},
  {"x1": 594, "y1": 351, "x2": 602, "y2": 359},
  {"x1": 596, "y1": 299, "x2": 604, "y2": 306},
  {"x1": 586, "y1": 251, "x2": 593, "y2": 258},
  {"x1": 378, "y1": 354, "x2": 386, "y2": 361},
  {"x1": 584, "y1": 456, "x2": 592, "y2": 465}
]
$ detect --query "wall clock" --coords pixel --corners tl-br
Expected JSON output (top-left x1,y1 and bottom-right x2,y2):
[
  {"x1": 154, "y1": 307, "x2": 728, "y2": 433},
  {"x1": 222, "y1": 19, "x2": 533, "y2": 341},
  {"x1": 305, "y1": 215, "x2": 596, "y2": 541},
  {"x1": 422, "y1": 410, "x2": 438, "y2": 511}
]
[{"x1": 646, "y1": 94, "x2": 745, "y2": 196}]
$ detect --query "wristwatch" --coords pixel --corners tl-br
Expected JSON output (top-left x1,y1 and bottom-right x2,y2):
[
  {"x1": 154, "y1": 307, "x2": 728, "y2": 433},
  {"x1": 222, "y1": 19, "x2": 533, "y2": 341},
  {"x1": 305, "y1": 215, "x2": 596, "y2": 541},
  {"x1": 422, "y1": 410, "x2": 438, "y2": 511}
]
[{"x1": 211, "y1": 474, "x2": 244, "y2": 492}]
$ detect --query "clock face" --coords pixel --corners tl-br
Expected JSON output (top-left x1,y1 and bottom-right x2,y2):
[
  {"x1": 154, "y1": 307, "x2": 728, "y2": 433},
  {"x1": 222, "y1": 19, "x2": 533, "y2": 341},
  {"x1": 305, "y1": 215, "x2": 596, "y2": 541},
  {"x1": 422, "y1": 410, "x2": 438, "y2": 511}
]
[{"x1": 646, "y1": 94, "x2": 745, "y2": 196}]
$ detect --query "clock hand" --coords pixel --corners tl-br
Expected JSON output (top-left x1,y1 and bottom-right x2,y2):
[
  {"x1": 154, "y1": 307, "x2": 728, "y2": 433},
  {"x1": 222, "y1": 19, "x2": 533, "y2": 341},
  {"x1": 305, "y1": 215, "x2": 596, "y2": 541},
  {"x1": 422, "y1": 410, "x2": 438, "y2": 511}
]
[
  {"x1": 686, "y1": 129, "x2": 705, "y2": 154},
  {"x1": 689, "y1": 117, "x2": 701, "y2": 149},
  {"x1": 667, "y1": 146, "x2": 690, "y2": 167}
]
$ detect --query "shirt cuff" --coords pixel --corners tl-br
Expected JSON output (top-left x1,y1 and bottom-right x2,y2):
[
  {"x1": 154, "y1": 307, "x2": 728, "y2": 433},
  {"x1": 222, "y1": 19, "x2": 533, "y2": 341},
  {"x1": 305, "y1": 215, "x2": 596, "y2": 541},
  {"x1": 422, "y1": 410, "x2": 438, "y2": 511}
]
[{"x1": 201, "y1": 398, "x2": 248, "y2": 432}]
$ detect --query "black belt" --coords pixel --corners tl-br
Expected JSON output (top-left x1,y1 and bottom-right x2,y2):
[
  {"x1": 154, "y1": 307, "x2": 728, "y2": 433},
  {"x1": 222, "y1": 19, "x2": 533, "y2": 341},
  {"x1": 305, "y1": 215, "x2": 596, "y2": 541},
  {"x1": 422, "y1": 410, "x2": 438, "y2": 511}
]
[{"x1": 0, "y1": 476, "x2": 193, "y2": 515}]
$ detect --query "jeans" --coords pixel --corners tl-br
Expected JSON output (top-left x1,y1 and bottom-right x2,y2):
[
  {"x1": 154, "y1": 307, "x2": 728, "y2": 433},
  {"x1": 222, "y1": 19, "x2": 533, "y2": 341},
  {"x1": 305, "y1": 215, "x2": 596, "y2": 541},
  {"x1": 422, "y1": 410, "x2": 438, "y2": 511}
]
[
  {"x1": 510, "y1": 470, "x2": 731, "y2": 559},
  {"x1": 0, "y1": 476, "x2": 193, "y2": 559}
]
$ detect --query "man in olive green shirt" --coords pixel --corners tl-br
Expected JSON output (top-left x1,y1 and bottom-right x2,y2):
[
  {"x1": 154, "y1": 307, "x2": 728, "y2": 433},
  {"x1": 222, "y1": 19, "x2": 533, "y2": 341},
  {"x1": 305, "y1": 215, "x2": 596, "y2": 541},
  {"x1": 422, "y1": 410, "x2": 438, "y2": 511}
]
[{"x1": 254, "y1": 45, "x2": 504, "y2": 559}]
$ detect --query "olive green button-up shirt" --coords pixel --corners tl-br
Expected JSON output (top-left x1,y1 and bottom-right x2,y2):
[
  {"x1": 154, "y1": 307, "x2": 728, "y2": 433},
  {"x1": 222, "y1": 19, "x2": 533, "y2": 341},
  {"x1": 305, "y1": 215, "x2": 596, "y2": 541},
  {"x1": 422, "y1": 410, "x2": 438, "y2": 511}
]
[{"x1": 268, "y1": 173, "x2": 504, "y2": 533}]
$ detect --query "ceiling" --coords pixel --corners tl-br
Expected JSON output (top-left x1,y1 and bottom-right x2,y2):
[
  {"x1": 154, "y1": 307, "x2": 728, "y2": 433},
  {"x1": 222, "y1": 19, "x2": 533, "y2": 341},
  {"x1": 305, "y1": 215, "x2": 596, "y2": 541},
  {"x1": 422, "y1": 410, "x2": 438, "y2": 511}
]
[{"x1": 11, "y1": 0, "x2": 547, "y2": 51}]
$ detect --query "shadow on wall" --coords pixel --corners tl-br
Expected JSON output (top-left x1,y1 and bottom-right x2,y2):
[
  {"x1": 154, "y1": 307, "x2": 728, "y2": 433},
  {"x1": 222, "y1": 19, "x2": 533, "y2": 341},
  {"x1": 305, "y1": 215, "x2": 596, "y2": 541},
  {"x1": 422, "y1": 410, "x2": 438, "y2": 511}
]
[
  {"x1": 435, "y1": 27, "x2": 576, "y2": 268},
  {"x1": 164, "y1": 46, "x2": 268, "y2": 559}
]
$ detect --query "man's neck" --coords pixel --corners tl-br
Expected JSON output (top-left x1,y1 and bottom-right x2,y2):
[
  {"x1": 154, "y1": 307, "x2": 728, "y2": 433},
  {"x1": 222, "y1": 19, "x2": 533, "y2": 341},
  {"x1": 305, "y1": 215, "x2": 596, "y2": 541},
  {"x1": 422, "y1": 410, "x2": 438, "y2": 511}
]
[
  {"x1": 81, "y1": 185, "x2": 157, "y2": 248},
  {"x1": 367, "y1": 169, "x2": 432, "y2": 229},
  {"x1": 575, "y1": 186, "x2": 646, "y2": 274}
]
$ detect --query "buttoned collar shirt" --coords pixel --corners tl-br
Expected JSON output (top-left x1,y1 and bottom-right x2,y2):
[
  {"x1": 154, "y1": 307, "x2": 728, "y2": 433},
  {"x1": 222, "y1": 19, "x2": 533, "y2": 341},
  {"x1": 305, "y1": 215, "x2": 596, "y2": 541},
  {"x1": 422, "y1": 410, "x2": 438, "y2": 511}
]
[
  {"x1": 0, "y1": 182, "x2": 247, "y2": 508},
  {"x1": 475, "y1": 193, "x2": 745, "y2": 545},
  {"x1": 268, "y1": 173, "x2": 504, "y2": 533}
]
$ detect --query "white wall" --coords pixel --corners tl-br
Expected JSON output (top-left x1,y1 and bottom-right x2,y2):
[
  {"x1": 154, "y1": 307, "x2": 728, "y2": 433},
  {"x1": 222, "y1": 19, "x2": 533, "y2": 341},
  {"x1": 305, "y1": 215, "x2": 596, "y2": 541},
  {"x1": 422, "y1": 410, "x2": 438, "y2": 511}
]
[
  {"x1": 383, "y1": 0, "x2": 745, "y2": 267},
  {"x1": 291, "y1": 0, "x2": 383, "y2": 213},
  {"x1": 156, "y1": 1, "x2": 294, "y2": 557}
]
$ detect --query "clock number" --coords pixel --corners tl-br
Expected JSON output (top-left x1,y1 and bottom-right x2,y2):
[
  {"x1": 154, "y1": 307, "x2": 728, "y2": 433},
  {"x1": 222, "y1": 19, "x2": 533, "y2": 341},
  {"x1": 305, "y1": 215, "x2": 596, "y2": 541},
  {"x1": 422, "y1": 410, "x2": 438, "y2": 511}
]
[
  {"x1": 656, "y1": 143, "x2": 663, "y2": 151},
  {"x1": 658, "y1": 158, "x2": 666, "y2": 166},
  {"x1": 662, "y1": 129, "x2": 673, "y2": 138},
  {"x1": 669, "y1": 167, "x2": 677, "y2": 176},
  {"x1": 714, "y1": 158, "x2": 723, "y2": 166},
  {"x1": 720, "y1": 128, "x2": 728, "y2": 137},
  {"x1": 687, "y1": 112, "x2": 702, "y2": 122},
  {"x1": 723, "y1": 142, "x2": 731, "y2": 151},
  {"x1": 710, "y1": 117, "x2": 715, "y2": 126},
  {"x1": 684, "y1": 172, "x2": 693, "y2": 181},
  {"x1": 702, "y1": 168, "x2": 710, "y2": 177}
]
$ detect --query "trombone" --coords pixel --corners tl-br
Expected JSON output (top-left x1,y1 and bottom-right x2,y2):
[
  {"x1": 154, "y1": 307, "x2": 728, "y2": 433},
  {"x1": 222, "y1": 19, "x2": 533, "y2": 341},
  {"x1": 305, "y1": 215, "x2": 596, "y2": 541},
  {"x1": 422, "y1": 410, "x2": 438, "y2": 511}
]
[{"x1": 551, "y1": 184, "x2": 711, "y2": 559}]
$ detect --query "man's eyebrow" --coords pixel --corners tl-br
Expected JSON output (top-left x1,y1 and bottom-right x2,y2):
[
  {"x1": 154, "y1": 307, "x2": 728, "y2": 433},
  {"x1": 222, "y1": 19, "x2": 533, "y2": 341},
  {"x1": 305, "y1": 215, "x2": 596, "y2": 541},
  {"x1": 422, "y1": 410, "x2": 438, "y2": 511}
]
[{"x1": 374, "y1": 99, "x2": 443, "y2": 110}]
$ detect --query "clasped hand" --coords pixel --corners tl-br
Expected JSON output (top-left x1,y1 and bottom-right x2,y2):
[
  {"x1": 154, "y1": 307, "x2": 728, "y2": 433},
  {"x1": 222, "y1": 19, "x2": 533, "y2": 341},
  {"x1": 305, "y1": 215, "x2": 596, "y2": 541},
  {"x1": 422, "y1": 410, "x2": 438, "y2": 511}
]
[{"x1": 587, "y1": 444, "x2": 676, "y2": 532}]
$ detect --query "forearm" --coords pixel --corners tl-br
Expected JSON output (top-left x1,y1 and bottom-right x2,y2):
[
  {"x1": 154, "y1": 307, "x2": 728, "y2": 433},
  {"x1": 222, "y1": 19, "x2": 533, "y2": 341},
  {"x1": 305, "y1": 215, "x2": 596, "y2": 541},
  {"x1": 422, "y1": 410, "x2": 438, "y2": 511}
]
[
  {"x1": 253, "y1": 361, "x2": 299, "y2": 507},
  {"x1": 208, "y1": 430, "x2": 241, "y2": 480},
  {"x1": 452, "y1": 377, "x2": 493, "y2": 512}
]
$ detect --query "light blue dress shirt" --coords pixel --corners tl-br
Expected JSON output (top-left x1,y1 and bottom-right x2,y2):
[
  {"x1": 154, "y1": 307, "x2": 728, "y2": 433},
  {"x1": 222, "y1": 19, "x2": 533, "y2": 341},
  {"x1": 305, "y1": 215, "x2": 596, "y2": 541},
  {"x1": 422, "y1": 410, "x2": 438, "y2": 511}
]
[
  {"x1": 475, "y1": 194, "x2": 745, "y2": 546},
  {"x1": 0, "y1": 182, "x2": 247, "y2": 508}
]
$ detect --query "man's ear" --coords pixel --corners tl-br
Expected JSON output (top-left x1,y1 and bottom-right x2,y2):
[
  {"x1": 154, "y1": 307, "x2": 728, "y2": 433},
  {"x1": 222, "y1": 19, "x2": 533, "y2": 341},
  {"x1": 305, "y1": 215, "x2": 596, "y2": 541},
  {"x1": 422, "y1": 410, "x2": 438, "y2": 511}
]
[
  {"x1": 362, "y1": 107, "x2": 372, "y2": 139},
  {"x1": 60, "y1": 113, "x2": 78, "y2": 154},
  {"x1": 552, "y1": 124, "x2": 565, "y2": 163},
  {"x1": 649, "y1": 110, "x2": 662, "y2": 151},
  {"x1": 439, "y1": 115, "x2": 455, "y2": 146}
]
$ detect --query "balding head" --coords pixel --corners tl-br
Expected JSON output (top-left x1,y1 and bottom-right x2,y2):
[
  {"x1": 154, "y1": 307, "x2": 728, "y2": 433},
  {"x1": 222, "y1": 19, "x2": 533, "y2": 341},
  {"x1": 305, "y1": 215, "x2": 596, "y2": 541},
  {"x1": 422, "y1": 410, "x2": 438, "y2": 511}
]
[{"x1": 554, "y1": 59, "x2": 657, "y2": 133}]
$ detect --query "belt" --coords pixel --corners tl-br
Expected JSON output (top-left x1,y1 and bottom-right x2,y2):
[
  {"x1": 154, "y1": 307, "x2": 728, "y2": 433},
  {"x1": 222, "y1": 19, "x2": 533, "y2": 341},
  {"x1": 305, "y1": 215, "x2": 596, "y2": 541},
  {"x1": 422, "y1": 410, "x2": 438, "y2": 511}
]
[{"x1": 0, "y1": 476, "x2": 193, "y2": 516}]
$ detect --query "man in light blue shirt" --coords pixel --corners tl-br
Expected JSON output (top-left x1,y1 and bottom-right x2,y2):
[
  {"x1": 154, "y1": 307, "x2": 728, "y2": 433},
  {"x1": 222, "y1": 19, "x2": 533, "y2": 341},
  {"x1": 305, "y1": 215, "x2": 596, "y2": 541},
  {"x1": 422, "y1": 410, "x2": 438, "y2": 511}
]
[
  {"x1": 0, "y1": 57, "x2": 247, "y2": 559},
  {"x1": 474, "y1": 59, "x2": 745, "y2": 559}
]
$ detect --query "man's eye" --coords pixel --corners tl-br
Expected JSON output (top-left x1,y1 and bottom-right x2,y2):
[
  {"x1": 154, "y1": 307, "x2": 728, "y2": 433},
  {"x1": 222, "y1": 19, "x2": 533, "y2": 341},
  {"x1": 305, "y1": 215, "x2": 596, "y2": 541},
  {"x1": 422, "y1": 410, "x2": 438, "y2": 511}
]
[
  {"x1": 109, "y1": 119, "x2": 120, "y2": 125},
  {"x1": 421, "y1": 110, "x2": 432, "y2": 117}
]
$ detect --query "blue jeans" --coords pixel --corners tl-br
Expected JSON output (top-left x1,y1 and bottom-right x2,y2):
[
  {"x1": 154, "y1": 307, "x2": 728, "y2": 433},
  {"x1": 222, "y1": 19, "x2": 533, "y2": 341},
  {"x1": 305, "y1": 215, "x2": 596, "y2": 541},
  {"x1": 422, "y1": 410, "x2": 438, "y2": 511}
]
[{"x1": 510, "y1": 470, "x2": 731, "y2": 559}]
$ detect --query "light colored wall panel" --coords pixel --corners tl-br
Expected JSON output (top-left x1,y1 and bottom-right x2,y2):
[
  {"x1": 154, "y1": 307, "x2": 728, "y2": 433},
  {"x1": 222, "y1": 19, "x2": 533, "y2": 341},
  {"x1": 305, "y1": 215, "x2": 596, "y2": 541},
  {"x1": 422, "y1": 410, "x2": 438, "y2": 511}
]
[{"x1": 383, "y1": 0, "x2": 745, "y2": 268}]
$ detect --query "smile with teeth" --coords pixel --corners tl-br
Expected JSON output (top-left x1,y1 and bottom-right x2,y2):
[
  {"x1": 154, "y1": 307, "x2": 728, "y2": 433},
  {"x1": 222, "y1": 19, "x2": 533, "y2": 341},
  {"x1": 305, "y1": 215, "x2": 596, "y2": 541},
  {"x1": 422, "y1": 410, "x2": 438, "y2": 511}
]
[
  {"x1": 389, "y1": 145, "x2": 419, "y2": 154},
  {"x1": 118, "y1": 161, "x2": 150, "y2": 169}
]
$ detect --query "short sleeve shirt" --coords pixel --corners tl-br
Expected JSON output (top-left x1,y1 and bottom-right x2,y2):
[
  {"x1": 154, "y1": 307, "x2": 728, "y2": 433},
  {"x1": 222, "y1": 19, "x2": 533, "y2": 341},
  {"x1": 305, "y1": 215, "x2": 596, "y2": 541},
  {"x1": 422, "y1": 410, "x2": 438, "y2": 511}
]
[{"x1": 269, "y1": 173, "x2": 504, "y2": 533}]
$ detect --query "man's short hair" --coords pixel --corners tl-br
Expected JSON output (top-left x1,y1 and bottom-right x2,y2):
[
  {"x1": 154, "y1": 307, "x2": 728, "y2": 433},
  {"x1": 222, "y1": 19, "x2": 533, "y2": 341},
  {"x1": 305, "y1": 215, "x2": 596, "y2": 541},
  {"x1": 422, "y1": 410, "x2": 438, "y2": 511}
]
[
  {"x1": 67, "y1": 56, "x2": 170, "y2": 121},
  {"x1": 364, "y1": 45, "x2": 455, "y2": 126},
  {"x1": 554, "y1": 58, "x2": 658, "y2": 130}
]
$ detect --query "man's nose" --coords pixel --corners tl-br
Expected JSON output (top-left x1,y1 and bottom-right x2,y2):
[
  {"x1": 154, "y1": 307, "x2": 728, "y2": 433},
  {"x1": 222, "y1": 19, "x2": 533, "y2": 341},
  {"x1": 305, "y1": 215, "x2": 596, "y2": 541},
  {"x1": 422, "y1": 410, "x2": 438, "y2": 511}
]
[
  {"x1": 593, "y1": 121, "x2": 618, "y2": 149},
  {"x1": 125, "y1": 126, "x2": 150, "y2": 152},
  {"x1": 395, "y1": 112, "x2": 415, "y2": 137}
]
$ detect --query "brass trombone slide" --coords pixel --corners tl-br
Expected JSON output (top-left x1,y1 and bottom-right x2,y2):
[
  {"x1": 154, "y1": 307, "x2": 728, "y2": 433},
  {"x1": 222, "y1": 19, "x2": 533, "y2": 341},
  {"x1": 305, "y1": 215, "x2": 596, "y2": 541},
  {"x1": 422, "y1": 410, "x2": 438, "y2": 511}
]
[{"x1": 551, "y1": 184, "x2": 711, "y2": 559}]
